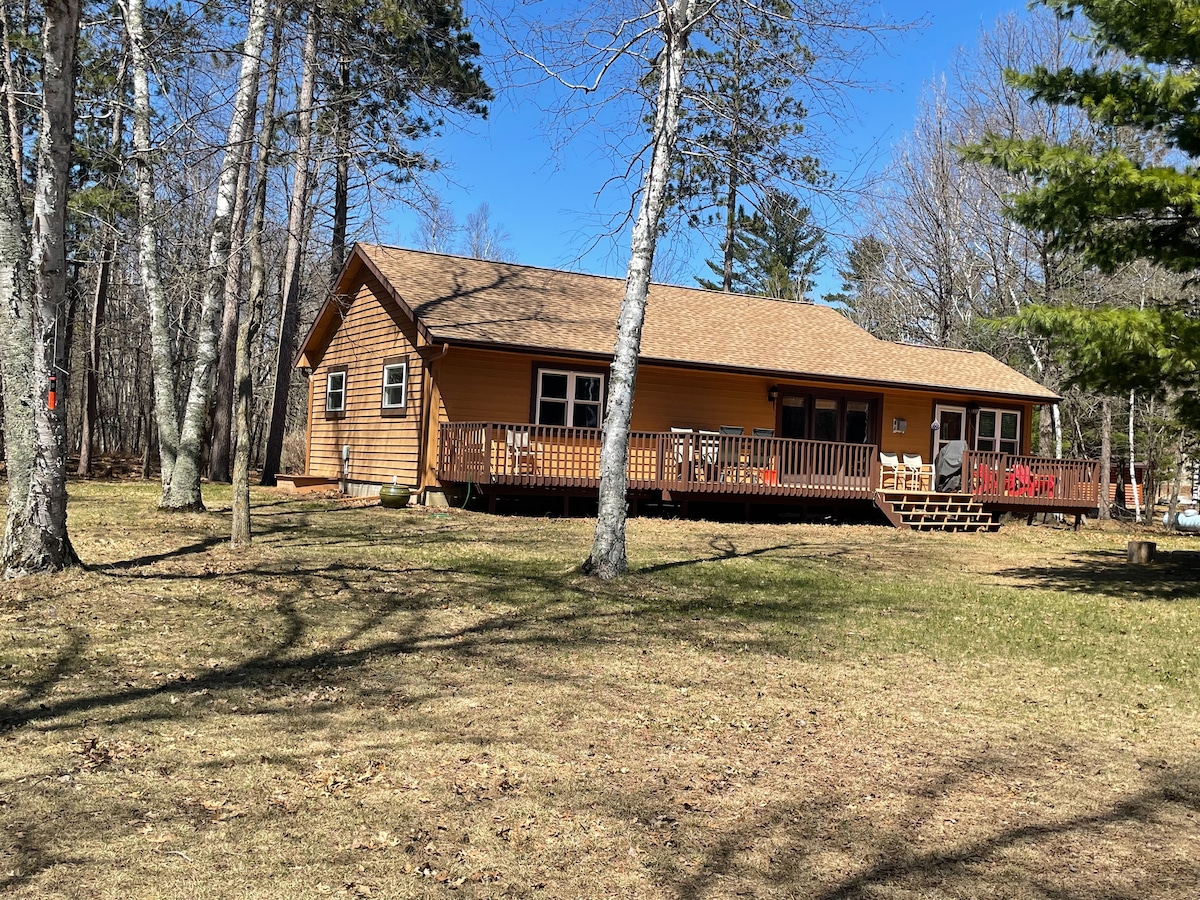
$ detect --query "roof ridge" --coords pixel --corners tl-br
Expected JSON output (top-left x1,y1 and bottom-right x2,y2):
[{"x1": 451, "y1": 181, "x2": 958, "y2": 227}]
[{"x1": 882, "y1": 341, "x2": 979, "y2": 355}]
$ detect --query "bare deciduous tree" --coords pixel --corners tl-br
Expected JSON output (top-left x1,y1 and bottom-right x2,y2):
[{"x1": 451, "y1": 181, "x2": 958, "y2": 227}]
[
  {"x1": 124, "y1": 0, "x2": 270, "y2": 510},
  {"x1": 463, "y1": 203, "x2": 516, "y2": 261},
  {"x1": 0, "y1": 0, "x2": 82, "y2": 575},
  {"x1": 499, "y1": 0, "x2": 898, "y2": 577}
]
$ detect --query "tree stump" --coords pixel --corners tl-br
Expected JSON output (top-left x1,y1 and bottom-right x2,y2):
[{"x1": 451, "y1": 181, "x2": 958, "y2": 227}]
[{"x1": 1127, "y1": 540, "x2": 1156, "y2": 565}]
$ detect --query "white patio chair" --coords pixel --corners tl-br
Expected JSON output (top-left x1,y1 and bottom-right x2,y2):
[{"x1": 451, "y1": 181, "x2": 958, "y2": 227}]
[
  {"x1": 505, "y1": 427, "x2": 537, "y2": 474},
  {"x1": 902, "y1": 453, "x2": 934, "y2": 490},
  {"x1": 879, "y1": 452, "x2": 903, "y2": 489}
]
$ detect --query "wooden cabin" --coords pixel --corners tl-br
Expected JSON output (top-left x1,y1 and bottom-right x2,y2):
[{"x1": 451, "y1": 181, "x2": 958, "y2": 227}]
[{"x1": 292, "y1": 244, "x2": 1101, "y2": 529}]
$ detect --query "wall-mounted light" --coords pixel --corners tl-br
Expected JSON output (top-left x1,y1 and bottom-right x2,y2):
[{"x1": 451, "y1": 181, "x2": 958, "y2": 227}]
[
  {"x1": 892, "y1": 417, "x2": 907, "y2": 434},
  {"x1": 768, "y1": 385, "x2": 780, "y2": 403}
]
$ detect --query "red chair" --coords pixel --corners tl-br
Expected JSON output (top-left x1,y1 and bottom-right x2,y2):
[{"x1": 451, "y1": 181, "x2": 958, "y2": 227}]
[
  {"x1": 1006, "y1": 464, "x2": 1034, "y2": 497},
  {"x1": 1034, "y1": 474, "x2": 1057, "y2": 497},
  {"x1": 973, "y1": 463, "x2": 998, "y2": 494}
]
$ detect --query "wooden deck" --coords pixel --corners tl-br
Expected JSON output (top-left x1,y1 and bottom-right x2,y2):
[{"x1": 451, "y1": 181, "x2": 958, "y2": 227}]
[
  {"x1": 961, "y1": 450, "x2": 1101, "y2": 515},
  {"x1": 435, "y1": 423, "x2": 1102, "y2": 525}
]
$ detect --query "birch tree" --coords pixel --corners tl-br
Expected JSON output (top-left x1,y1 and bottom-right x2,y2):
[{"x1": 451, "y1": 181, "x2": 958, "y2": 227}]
[
  {"x1": 500, "y1": 0, "x2": 896, "y2": 577},
  {"x1": 123, "y1": 0, "x2": 270, "y2": 510},
  {"x1": 584, "y1": 0, "x2": 698, "y2": 579},
  {"x1": 0, "y1": 0, "x2": 82, "y2": 575},
  {"x1": 233, "y1": 11, "x2": 284, "y2": 547}
]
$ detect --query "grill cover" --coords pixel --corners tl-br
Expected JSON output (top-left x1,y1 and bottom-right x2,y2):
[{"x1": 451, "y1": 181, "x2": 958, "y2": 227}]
[{"x1": 935, "y1": 440, "x2": 967, "y2": 492}]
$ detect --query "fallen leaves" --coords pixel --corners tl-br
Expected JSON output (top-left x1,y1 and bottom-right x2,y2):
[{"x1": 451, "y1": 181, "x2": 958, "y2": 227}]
[{"x1": 73, "y1": 735, "x2": 150, "y2": 771}]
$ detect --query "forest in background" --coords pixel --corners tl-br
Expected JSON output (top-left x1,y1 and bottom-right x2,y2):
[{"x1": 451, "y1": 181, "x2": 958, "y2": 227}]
[{"x1": 3, "y1": 0, "x2": 1198, "y2": 576}]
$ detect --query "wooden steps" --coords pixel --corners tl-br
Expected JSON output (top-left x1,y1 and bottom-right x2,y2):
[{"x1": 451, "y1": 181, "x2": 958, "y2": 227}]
[
  {"x1": 875, "y1": 490, "x2": 999, "y2": 532},
  {"x1": 275, "y1": 474, "x2": 339, "y2": 493}
]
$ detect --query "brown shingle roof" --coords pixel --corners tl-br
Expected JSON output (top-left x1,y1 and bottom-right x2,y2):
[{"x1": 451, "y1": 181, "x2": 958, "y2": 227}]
[{"x1": 319, "y1": 244, "x2": 1058, "y2": 402}]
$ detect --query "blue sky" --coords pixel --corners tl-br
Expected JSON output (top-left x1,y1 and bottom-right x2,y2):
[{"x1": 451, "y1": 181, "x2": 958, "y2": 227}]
[{"x1": 378, "y1": 1, "x2": 1027, "y2": 293}]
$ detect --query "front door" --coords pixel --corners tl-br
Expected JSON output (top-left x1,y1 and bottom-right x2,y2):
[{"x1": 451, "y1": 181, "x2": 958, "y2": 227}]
[{"x1": 934, "y1": 404, "x2": 966, "y2": 458}]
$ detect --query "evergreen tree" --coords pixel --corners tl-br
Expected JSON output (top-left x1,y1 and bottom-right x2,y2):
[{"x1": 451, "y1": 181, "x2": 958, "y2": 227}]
[
  {"x1": 827, "y1": 234, "x2": 902, "y2": 335},
  {"x1": 697, "y1": 189, "x2": 825, "y2": 300},
  {"x1": 670, "y1": 0, "x2": 824, "y2": 292},
  {"x1": 970, "y1": 0, "x2": 1200, "y2": 426}
]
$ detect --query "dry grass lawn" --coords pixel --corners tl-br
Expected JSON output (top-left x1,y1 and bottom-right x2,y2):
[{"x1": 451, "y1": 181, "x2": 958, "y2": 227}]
[{"x1": 2, "y1": 481, "x2": 1200, "y2": 899}]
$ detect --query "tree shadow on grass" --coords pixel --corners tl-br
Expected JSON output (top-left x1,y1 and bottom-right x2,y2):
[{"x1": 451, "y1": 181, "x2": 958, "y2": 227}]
[
  {"x1": 10, "y1": 495, "x2": 1200, "y2": 895},
  {"x1": 659, "y1": 750, "x2": 1200, "y2": 899},
  {"x1": 0, "y1": 563, "x2": 615, "y2": 735},
  {"x1": 996, "y1": 549, "x2": 1200, "y2": 602},
  {"x1": 0, "y1": 825, "x2": 85, "y2": 894},
  {"x1": 0, "y1": 526, "x2": 887, "y2": 739},
  {"x1": 636, "y1": 536, "x2": 861, "y2": 576}
]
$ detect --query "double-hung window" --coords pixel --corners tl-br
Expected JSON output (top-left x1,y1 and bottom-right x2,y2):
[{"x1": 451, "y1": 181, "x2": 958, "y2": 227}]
[
  {"x1": 974, "y1": 408, "x2": 1020, "y2": 455},
  {"x1": 381, "y1": 359, "x2": 407, "y2": 412},
  {"x1": 536, "y1": 369, "x2": 603, "y2": 429},
  {"x1": 325, "y1": 368, "x2": 347, "y2": 414}
]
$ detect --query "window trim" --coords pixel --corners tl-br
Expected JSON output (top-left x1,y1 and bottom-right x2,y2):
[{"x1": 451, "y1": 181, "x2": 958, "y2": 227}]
[
  {"x1": 324, "y1": 365, "x2": 348, "y2": 419},
  {"x1": 532, "y1": 365, "x2": 606, "y2": 429},
  {"x1": 774, "y1": 387, "x2": 881, "y2": 445},
  {"x1": 974, "y1": 406, "x2": 1022, "y2": 455},
  {"x1": 380, "y1": 355, "x2": 409, "y2": 417}
]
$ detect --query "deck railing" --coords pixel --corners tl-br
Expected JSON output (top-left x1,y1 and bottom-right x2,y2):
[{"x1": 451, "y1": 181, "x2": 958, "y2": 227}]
[
  {"x1": 438, "y1": 422, "x2": 879, "y2": 499},
  {"x1": 658, "y1": 430, "x2": 877, "y2": 498},
  {"x1": 963, "y1": 450, "x2": 1101, "y2": 510},
  {"x1": 437, "y1": 423, "x2": 1102, "y2": 513}
]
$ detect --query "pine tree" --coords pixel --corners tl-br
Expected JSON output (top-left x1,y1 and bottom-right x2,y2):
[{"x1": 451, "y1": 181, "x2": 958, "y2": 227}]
[
  {"x1": 697, "y1": 189, "x2": 825, "y2": 300},
  {"x1": 969, "y1": 0, "x2": 1200, "y2": 426},
  {"x1": 670, "y1": 0, "x2": 824, "y2": 293}
]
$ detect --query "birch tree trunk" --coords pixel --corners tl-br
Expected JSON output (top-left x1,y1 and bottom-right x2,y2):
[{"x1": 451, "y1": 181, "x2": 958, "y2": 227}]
[
  {"x1": 2, "y1": 0, "x2": 21, "y2": 174},
  {"x1": 123, "y1": 0, "x2": 182, "y2": 492},
  {"x1": 232, "y1": 7, "x2": 282, "y2": 547},
  {"x1": 585, "y1": 0, "x2": 694, "y2": 579},
  {"x1": 1099, "y1": 395, "x2": 1111, "y2": 520},
  {"x1": 1128, "y1": 389, "x2": 1141, "y2": 522},
  {"x1": 162, "y1": 0, "x2": 269, "y2": 510},
  {"x1": 260, "y1": 4, "x2": 318, "y2": 487},
  {"x1": 0, "y1": 47, "x2": 34, "y2": 525},
  {"x1": 0, "y1": 0, "x2": 81, "y2": 575}
]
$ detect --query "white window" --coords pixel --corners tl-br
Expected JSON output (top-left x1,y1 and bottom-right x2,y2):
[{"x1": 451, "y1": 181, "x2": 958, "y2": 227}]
[
  {"x1": 975, "y1": 408, "x2": 1020, "y2": 455},
  {"x1": 536, "y1": 369, "x2": 603, "y2": 429},
  {"x1": 382, "y1": 361, "x2": 407, "y2": 409},
  {"x1": 326, "y1": 370, "x2": 346, "y2": 412}
]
